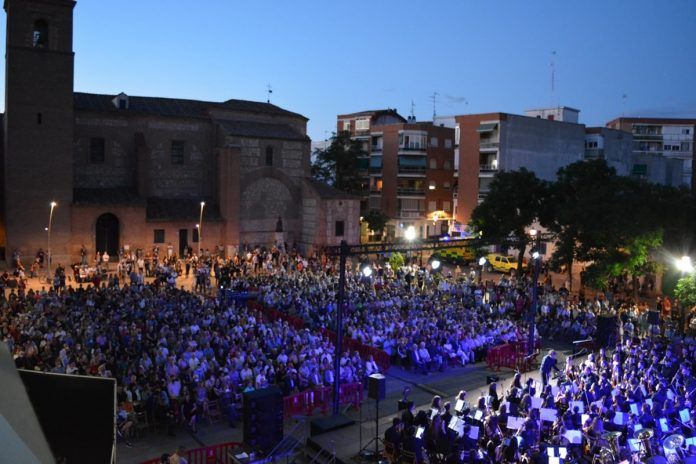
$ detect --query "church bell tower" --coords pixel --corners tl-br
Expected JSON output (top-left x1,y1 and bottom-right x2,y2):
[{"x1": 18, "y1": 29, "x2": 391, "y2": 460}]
[{"x1": 3, "y1": 0, "x2": 75, "y2": 265}]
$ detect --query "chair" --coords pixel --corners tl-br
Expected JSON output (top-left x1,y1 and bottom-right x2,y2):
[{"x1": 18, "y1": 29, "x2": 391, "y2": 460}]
[
  {"x1": 399, "y1": 450, "x2": 418, "y2": 464},
  {"x1": 132, "y1": 411, "x2": 150, "y2": 438},
  {"x1": 207, "y1": 400, "x2": 222, "y2": 424},
  {"x1": 383, "y1": 440, "x2": 398, "y2": 464}
]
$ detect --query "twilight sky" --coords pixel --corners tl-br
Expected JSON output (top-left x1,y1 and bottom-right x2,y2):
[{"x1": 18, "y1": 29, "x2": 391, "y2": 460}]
[{"x1": 1, "y1": 0, "x2": 695, "y2": 141}]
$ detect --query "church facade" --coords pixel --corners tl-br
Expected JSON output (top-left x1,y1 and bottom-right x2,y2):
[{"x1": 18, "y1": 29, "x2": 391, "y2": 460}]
[{"x1": 0, "y1": 0, "x2": 359, "y2": 265}]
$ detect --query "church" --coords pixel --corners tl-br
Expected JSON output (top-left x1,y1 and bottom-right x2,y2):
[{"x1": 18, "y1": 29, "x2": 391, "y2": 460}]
[{"x1": 0, "y1": 0, "x2": 359, "y2": 265}]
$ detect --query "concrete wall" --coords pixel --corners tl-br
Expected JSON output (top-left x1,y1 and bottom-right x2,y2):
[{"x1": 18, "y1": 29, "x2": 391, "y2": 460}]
[{"x1": 500, "y1": 115, "x2": 585, "y2": 181}]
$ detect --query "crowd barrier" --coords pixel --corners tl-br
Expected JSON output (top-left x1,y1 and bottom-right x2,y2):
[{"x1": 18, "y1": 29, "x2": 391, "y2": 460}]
[
  {"x1": 282, "y1": 381, "x2": 363, "y2": 419},
  {"x1": 141, "y1": 441, "x2": 240, "y2": 464},
  {"x1": 486, "y1": 340, "x2": 541, "y2": 373}
]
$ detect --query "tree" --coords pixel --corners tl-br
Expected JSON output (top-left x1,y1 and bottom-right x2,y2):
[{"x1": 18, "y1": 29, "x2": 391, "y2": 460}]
[
  {"x1": 675, "y1": 275, "x2": 696, "y2": 310},
  {"x1": 389, "y1": 252, "x2": 405, "y2": 270},
  {"x1": 470, "y1": 168, "x2": 547, "y2": 270},
  {"x1": 364, "y1": 211, "x2": 389, "y2": 239},
  {"x1": 311, "y1": 131, "x2": 367, "y2": 194},
  {"x1": 543, "y1": 159, "x2": 663, "y2": 292}
]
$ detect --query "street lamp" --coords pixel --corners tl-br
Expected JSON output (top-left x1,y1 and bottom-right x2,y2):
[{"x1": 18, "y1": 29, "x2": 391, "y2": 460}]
[
  {"x1": 676, "y1": 256, "x2": 694, "y2": 274},
  {"x1": 527, "y1": 229, "x2": 542, "y2": 358},
  {"x1": 361, "y1": 265, "x2": 373, "y2": 278},
  {"x1": 405, "y1": 225, "x2": 416, "y2": 241},
  {"x1": 47, "y1": 201, "x2": 57, "y2": 281},
  {"x1": 431, "y1": 259, "x2": 441, "y2": 270},
  {"x1": 478, "y1": 257, "x2": 486, "y2": 284},
  {"x1": 198, "y1": 201, "x2": 205, "y2": 256}
]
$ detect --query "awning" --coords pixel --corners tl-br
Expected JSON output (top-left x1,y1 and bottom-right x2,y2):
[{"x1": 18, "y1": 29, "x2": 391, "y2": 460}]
[{"x1": 476, "y1": 123, "x2": 498, "y2": 133}]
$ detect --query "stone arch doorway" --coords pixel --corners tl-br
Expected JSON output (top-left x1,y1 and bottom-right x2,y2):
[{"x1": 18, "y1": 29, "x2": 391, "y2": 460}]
[{"x1": 95, "y1": 213, "x2": 120, "y2": 256}]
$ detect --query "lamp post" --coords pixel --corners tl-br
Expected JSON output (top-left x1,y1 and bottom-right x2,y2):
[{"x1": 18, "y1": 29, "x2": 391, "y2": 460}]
[
  {"x1": 332, "y1": 240, "x2": 348, "y2": 415},
  {"x1": 198, "y1": 201, "x2": 205, "y2": 257},
  {"x1": 527, "y1": 229, "x2": 541, "y2": 358},
  {"x1": 47, "y1": 201, "x2": 57, "y2": 281},
  {"x1": 478, "y1": 257, "x2": 486, "y2": 284}
]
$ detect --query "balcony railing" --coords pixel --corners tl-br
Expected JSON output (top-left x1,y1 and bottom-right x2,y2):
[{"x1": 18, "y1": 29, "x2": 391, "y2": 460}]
[
  {"x1": 398, "y1": 166, "x2": 426, "y2": 175},
  {"x1": 479, "y1": 164, "x2": 498, "y2": 172},
  {"x1": 398, "y1": 210, "x2": 425, "y2": 218},
  {"x1": 397, "y1": 188, "x2": 426, "y2": 196},
  {"x1": 371, "y1": 145, "x2": 383, "y2": 152},
  {"x1": 479, "y1": 142, "x2": 499, "y2": 150},
  {"x1": 399, "y1": 145, "x2": 427, "y2": 152},
  {"x1": 585, "y1": 148, "x2": 605, "y2": 158}
]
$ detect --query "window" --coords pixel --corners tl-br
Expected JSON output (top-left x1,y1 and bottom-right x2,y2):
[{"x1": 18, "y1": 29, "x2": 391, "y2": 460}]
[
  {"x1": 90, "y1": 137, "x2": 105, "y2": 164},
  {"x1": 335, "y1": 221, "x2": 345, "y2": 237},
  {"x1": 355, "y1": 119, "x2": 370, "y2": 131},
  {"x1": 265, "y1": 146, "x2": 274, "y2": 166},
  {"x1": 443, "y1": 181, "x2": 451, "y2": 189},
  {"x1": 443, "y1": 160, "x2": 452, "y2": 170},
  {"x1": 547, "y1": 115, "x2": 555, "y2": 121},
  {"x1": 154, "y1": 229, "x2": 165, "y2": 243},
  {"x1": 33, "y1": 20, "x2": 48, "y2": 48},
  {"x1": 443, "y1": 201, "x2": 451, "y2": 212},
  {"x1": 342, "y1": 121, "x2": 351, "y2": 132},
  {"x1": 445, "y1": 139, "x2": 453, "y2": 149},
  {"x1": 683, "y1": 129, "x2": 691, "y2": 135},
  {"x1": 429, "y1": 159, "x2": 438, "y2": 169},
  {"x1": 428, "y1": 200, "x2": 437, "y2": 212},
  {"x1": 455, "y1": 125, "x2": 460, "y2": 146},
  {"x1": 399, "y1": 132, "x2": 427, "y2": 149},
  {"x1": 192, "y1": 228, "x2": 199, "y2": 243},
  {"x1": 171, "y1": 140, "x2": 184, "y2": 164},
  {"x1": 430, "y1": 137, "x2": 439, "y2": 148},
  {"x1": 118, "y1": 99, "x2": 127, "y2": 110}
]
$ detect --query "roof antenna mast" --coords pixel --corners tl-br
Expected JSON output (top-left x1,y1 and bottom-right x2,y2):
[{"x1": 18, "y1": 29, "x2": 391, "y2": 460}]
[
  {"x1": 550, "y1": 51, "x2": 556, "y2": 107},
  {"x1": 429, "y1": 91, "x2": 439, "y2": 120},
  {"x1": 266, "y1": 83, "x2": 273, "y2": 103}
]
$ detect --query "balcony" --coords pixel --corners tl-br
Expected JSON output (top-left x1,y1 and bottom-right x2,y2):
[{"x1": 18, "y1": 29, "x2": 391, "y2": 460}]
[
  {"x1": 479, "y1": 141, "x2": 499, "y2": 150},
  {"x1": 398, "y1": 166, "x2": 426, "y2": 176},
  {"x1": 398, "y1": 210, "x2": 425, "y2": 219},
  {"x1": 371, "y1": 145, "x2": 383, "y2": 152},
  {"x1": 398, "y1": 146, "x2": 427, "y2": 153},
  {"x1": 479, "y1": 163, "x2": 498, "y2": 172},
  {"x1": 397, "y1": 188, "x2": 426, "y2": 197},
  {"x1": 368, "y1": 166, "x2": 382, "y2": 174}
]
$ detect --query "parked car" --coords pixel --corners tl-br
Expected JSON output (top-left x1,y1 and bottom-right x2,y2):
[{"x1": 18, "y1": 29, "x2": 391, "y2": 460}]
[{"x1": 485, "y1": 253, "x2": 519, "y2": 273}]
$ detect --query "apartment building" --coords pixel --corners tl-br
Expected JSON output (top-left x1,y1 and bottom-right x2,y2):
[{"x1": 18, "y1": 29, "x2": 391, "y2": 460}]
[
  {"x1": 606, "y1": 117, "x2": 695, "y2": 189},
  {"x1": 435, "y1": 108, "x2": 585, "y2": 227},
  {"x1": 337, "y1": 110, "x2": 455, "y2": 240}
]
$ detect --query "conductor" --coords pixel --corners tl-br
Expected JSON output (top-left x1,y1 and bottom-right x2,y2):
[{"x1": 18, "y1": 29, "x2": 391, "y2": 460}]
[{"x1": 540, "y1": 349, "x2": 560, "y2": 388}]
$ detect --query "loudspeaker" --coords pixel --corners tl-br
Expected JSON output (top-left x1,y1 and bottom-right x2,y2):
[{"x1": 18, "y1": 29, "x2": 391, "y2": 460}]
[
  {"x1": 486, "y1": 375, "x2": 499, "y2": 384},
  {"x1": 368, "y1": 373, "x2": 386, "y2": 401},
  {"x1": 243, "y1": 387, "x2": 283, "y2": 454},
  {"x1": 398, "y1": 400, "x2": 414, "y2": 411},
  {"x1": 647, "y1": 311, "x2": 660, "y2": 325}
]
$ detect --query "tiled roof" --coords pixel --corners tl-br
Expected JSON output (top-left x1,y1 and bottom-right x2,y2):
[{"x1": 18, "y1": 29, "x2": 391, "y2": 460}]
[
  {"x1": 73, "y1": 92, "x2": 307, "y2": 120},
  {"x1": 217, "y1": 120, "x2": 309, "y2": 141},
  {"x1": 73, "y1": 188, "x2": 143, "y2": 205},
  {"x1": 146, "y1": 198, "x2": 222, "y2": 222}
]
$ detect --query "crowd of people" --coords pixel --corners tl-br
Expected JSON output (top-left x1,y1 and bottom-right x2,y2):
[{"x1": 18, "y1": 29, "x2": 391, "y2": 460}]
[{"x1": 2, "y1": 244, "x2": 696, "y2": 462}]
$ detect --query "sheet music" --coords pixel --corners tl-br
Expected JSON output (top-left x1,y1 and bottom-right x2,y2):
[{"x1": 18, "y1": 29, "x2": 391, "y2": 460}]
[
  {"x1": 564, "y1": 430, "x2": 582, "y2": 444},
  {"x1": 614, "y1": 412, "x2": 628, "y2": 425},
  {"x1": 680, "y1": 409, "x2": 690, "y2": 422},
  {"x1": 540, "y1": 408, "x2": 557, "y2": 422},
  {"x1": 531, "y1": 397, "x2": 542, "y2": 409},
  {"x1": 507, "y1": 416, "x2": 525, "y2": 430},
  {"x1": 570, "y1": 400, "x2": 584, "y2": 413},
  {"x1": 455, "y1": 399, "x2": 465, "y2": 413}
]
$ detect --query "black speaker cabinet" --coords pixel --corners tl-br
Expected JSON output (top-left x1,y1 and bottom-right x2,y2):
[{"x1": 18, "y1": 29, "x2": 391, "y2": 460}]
[
  {"x1": 243, "y1": 387, "x2": 283, "y2": 454},
  {"x1": 368, "y1": 373, "x2": 386, "y2": 401},
  {"x1": 647, "y1": 310, "x2": 660, "y2": 325}
]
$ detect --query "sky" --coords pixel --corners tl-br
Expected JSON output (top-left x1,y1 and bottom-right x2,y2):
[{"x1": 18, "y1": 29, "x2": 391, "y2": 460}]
[{"x1": 1, "y1": 0, "x2": 696, "y2": 141}]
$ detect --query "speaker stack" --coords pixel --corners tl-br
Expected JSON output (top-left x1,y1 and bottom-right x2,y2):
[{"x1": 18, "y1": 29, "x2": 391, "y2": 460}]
[{"x1": 243, "y1": 387, "x2": 283, "y2": 454}]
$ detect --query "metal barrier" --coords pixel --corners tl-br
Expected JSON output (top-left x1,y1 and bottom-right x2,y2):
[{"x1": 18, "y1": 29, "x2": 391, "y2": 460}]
[
  {"x1": 283, "y1": 382, "x2": 363, "y2": 419},
  {"x1": 140, "y1": 441, "x2": 240, "y2": 464}
]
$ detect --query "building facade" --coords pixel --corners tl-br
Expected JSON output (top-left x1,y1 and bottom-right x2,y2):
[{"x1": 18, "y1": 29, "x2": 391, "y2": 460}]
[
  {"x1": 337, "y1": 111, "x2": 455, "y2": 240},
  {"x1": 606, "y1": 117, "x2": 695, "y2": 189},
  {"x1": 443, "y1": 111, "x2": 585, "y2": 226},
  {"x1": 0, "y1": 0, "x2": 359, "y2": 264}
]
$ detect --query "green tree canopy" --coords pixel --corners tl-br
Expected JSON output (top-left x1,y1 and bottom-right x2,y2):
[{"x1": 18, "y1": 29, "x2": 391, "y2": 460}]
[
  {"x1": 675, "y1": 275, "x2": 696, "y2": 310},
  {"x1": 364, "y1": 211, "x2": 389, "y2": 237},
  {"x1": 311, "y1": 131, "x2": 367, "y2": 194},
  {"x1": 470, "y1": 168, "x2": 547, "y2": 270}
]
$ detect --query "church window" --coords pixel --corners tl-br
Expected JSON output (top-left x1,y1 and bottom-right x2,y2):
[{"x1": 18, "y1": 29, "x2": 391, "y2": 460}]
[
  {"x1": 90, "y1": 137, "x2": 105, "y2": 164},
  {"x1": 153, "y1": 229, "x2": 165, "y2": 243},
  {"x1": 335, "y1": 221, "x2": 345, "y2": 237},
  {"x1": 171, "y1": 140, "x2": 185, "y2": 164},
  {"x1": 265, "y1": 146, "x2": 274, "y2": 166},
  {"x1": 33, "y1": 20, "x2": 48, "y2": 48}
]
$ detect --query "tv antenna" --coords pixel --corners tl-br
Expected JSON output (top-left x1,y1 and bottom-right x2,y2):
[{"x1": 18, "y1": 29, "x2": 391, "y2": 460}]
[
  {"x1": 622, "y1": 93, "x2": 628, "y2": 116},
  {"x1": 429, "y1": 91, "x2": 439, "y2": 120},
  {"x1": 266, "y1": 83, "x2": 273, "y2": 103},
  {"x1": 550, "y1": 51, "x2": 557, "y2": 105},
  {"x1": 410, "y1": 100, "x2": 416, "y2": 120}
]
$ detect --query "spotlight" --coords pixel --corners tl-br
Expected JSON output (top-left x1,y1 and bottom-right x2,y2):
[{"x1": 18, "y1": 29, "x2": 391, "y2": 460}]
[
  {"x1": 362, "y1": 266, "x2": 373, "y2": 278},
  {"x1": 431, "y1": 260, "x2": 441, "y2": 270},
  {"x1": 478, "y1": 257, "x2": 487, "y2": 266},
  {"x1": 532, "y1": 251, "x2": 540, "y2": 260},
  {"x1": 405, "y1": 226, "x2": 416, "y2": 241}
]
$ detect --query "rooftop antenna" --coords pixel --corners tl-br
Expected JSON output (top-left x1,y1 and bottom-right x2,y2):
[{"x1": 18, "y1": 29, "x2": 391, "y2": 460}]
[
  {"x1": 550, "y1": 51, "x2": 557, "y2": 107},
  {"x1": 429, "y1": 91, "x2": 439, "y2": 120},
  {"x1": 410, "y1": 100, "x2": 416, "y2": 121},
  {"x1": 266, "y1": 83, "x2": 273, "y2": 103},
  {"x1": 622, "y1": 93, "x2": 628, "y2": 117}
]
